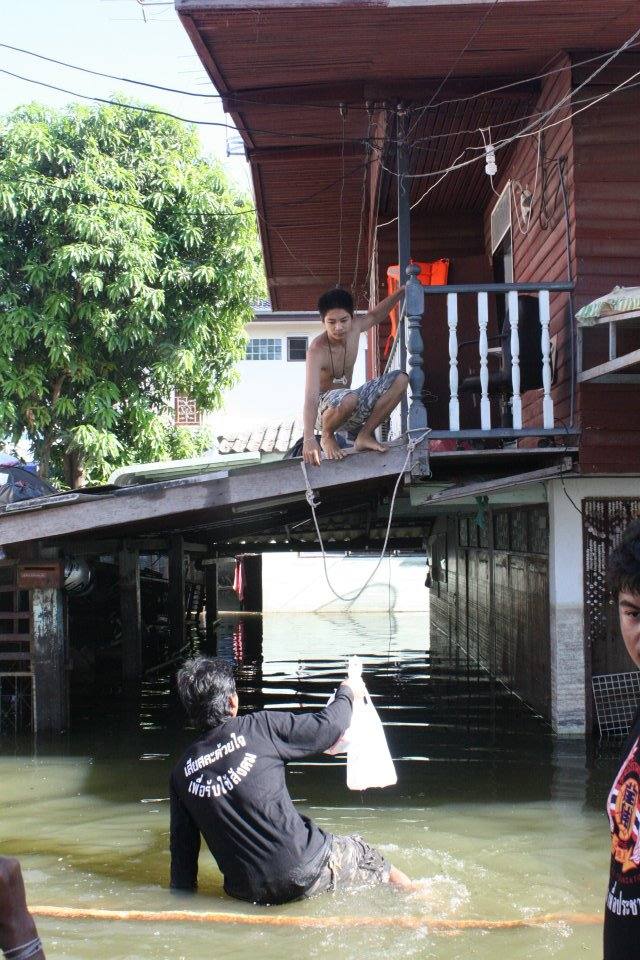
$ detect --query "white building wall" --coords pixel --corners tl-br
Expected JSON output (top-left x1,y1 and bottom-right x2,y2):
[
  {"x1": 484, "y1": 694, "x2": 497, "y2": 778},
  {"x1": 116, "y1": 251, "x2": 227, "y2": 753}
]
[
  {"x1": 546, "y1": 474, "x2": 640, "y2": 735},
  {"x1": 205, "y1": 318, "x2": 368, "y2": 432},
  {"x1": 262, "y1": 553, "x2": 429, "y2": 613}
]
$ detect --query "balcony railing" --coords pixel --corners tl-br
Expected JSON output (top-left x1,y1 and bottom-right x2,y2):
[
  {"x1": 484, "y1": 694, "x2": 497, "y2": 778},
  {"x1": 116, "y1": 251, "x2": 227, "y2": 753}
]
[{"x1": 385, "y1": 265, "x2": 575, "y2": 441}]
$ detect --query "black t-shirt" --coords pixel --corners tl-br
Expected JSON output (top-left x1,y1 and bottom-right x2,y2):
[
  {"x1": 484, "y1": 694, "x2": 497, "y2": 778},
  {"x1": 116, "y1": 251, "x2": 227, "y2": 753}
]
[
  {"x1": 604, "y1": 707, "x2": 640, "y2": 960},
  {"x1": 170, "y1": 688, "x2": 353, "y2": 905}
]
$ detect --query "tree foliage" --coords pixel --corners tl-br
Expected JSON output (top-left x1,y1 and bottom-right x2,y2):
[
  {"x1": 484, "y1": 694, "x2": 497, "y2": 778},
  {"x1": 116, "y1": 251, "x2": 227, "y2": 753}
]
[{"x1": 0, "y1": 100, "x2": 264, "y2": 486}]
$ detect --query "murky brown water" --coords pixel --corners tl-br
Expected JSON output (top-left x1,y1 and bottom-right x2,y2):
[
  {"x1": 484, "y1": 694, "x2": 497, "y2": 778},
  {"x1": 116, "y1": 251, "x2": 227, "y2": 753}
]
[{"x1": 0, "y1": 612, "x2": 619, "y2": 959}]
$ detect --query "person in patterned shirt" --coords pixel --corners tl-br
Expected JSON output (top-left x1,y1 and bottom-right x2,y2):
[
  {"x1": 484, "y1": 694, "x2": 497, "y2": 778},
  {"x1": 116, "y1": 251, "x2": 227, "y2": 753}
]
[{"x1": 604, "y1": 519, "x2": 640, "y2": 960}]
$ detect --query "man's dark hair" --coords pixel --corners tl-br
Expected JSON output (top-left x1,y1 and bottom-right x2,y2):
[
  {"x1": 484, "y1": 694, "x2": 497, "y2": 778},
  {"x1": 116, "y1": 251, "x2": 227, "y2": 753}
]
[
  {"x1": 608, "y1": 519, "x2": 640, "y2": 598},
  {"x1": 176, "y1": 657, "x2": 237, "y2": 729},
  {"x1": 317, "y1": 287, "x2": 354, "y2": 320}
]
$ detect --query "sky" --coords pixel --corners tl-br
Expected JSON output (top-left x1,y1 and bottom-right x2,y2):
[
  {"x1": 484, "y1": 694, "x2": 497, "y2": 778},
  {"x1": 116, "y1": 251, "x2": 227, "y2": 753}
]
[{"x1": 1, "y1": 0, "x2": 252, "y2": 192}]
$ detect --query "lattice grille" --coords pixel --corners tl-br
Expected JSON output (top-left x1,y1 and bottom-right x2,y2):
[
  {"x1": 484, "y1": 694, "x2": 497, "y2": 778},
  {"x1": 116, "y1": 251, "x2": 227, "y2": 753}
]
[
  {"x1": 0, "y1": 673, "x2": 32, "y2": 734},
  {"x1": 584, "y1": 498, "x2": 640, "y2": 680},
  {"x1": 592, "y1": 672, "x2": 640, "y2": 737}
]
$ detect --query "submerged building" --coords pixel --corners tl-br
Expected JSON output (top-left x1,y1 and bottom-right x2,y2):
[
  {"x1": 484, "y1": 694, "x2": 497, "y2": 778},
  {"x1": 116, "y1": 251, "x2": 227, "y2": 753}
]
[{"x1": 1, "y1": 0, "x2": 639, "y2": 737}]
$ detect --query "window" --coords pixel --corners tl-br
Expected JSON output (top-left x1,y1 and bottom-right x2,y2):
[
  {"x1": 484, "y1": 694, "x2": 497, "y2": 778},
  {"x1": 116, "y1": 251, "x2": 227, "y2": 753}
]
[
  {"x1": 287, "y1": 336, "x2": 308, "y2": 362},
  {"x1": 245, "y1": 338, "x2": 282, "y2": 361},
  {"x1": 175, "y1": 393, "x2": 201, "y2": 427}
]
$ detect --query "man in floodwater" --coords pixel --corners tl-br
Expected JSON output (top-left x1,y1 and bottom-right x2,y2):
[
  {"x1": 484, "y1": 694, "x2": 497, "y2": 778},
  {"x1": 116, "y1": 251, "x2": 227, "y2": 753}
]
[
  {"x1": 170, "y1": 657, "x2": 415, "y2": 905},
  {"x1": 603, "y1": 519, "x2": 640, "y2": 960},
  {"x1": 302, "y1": 287, "x2": 408, "y2": 466}
]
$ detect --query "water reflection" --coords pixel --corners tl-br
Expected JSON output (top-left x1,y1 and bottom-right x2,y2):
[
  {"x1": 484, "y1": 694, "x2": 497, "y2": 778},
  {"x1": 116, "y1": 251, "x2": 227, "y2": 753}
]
[{"x1": 0, "y1": 612, "x2": 622, "y2": 959}]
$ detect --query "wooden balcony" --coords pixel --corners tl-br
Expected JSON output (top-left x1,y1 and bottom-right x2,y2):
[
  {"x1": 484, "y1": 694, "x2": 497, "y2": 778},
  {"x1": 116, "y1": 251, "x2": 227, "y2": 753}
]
[{"x1": 385, "y1": 267, "x2": 576, "y2": 445}]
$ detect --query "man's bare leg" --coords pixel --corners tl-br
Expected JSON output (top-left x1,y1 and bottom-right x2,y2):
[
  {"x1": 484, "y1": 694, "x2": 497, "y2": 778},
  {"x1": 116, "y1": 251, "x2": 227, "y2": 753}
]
[
  {"x1": 354, "y1": 373, "x2": 409, "y2": 453},
  {"x1": 320, "y1": 393, "x2": 358, "y2": 460}
]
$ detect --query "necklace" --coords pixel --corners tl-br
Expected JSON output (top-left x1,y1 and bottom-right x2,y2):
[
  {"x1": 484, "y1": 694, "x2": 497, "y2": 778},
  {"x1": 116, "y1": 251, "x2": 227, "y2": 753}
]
[{"x1": 327, "y1": 339, "x2": 348, "y2": 386}]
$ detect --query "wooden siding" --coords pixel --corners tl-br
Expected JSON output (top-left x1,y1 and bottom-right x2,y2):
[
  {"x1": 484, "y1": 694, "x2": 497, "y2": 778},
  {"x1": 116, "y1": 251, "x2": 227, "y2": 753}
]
[
  {"x1": 429, "y1": 506, "x2": 551, "y2": 720},
  {"x1": 572, "y1": 54, "x2": 640, "y2": 472},
  {"x1": 180, "y1": 2, "x2": 640, "y2": 312},
  {"x1": 483, "y1": 55, "x2": 576, "y2": 429}
]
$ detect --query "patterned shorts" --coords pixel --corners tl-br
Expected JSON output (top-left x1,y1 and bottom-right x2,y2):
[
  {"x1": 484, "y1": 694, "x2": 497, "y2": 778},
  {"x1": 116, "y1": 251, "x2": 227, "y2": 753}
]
[
  {"x1": 317, "y1": 369, "x2": 406, "y2": 438},
  {"x1": 303, "y1": 834, "x2": 391, "y2": 898}
]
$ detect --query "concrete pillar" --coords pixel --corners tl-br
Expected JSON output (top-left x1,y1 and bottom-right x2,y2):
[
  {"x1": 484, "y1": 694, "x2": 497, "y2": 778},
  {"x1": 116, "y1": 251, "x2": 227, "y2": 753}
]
[
  {"x1": 204, "y1": 558, "x2": 218, "y2": 643},
  {"x1": 168, "y1": 535, "x2": 185, "y2": 650},
  {"x1": 119, "y1": 543, "x2": 142, "y2": 680},
  {"x1": 547, "y1": 480, "x2": 586, "y2": 735},
  {"x1": 32, "y1": 566, "x2": 68, "y2": 733}
]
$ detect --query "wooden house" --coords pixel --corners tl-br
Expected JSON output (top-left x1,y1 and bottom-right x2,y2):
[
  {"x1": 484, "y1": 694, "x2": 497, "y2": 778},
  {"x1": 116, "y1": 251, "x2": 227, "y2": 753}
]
[
  {"x1": 1, "y1": 0, "x2": 639, "y2": 736},
  {"x1": 175, "y1": 0, "x2": 640, "y2": 733}
]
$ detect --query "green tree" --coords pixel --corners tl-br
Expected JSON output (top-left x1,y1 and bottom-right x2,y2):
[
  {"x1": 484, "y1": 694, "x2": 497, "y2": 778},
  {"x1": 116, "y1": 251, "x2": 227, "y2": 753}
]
[{"x1": 0, "y1": 100, "x2": 264, "y2": 487}]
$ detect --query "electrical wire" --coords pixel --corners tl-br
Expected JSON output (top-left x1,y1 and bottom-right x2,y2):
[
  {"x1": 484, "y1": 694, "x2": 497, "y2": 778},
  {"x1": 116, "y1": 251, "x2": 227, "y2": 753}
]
[
  {"x1": 351, "y1": 117, "x2": 372, "y2": 298},
  {"x1": 374, "y1": 56, "x2": 640, "y2": 229},
  {"x1": 0, "y1": 67, "x2": 362, "y2": 143},
  {"x1": 405, "y1": 0, "x2": 502, "y2": 139},
  {"x1": 1, "y1": 37, "x2": 638, "y2": 118}
]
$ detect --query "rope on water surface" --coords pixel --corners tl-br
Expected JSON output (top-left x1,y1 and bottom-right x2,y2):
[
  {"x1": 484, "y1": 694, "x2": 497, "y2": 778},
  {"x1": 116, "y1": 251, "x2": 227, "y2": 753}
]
[{"x1": 29, "y1": 904, "x2": 602, "y2": 931}]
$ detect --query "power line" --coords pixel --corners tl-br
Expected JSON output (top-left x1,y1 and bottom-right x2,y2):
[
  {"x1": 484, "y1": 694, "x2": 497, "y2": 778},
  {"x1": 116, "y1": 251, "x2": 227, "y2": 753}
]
[
  {"x1": 2, "y1": 38, "x2": 639, "y2": 118},
  {"x1": 405, "y1": 0, "x2": 501, "y2": 139},
  {"x1": 374, "y1": 54, "x2": 640, "y2": 228},
  {"x1": 0, "y1": 67, "x2": 363, "y2": 143}
]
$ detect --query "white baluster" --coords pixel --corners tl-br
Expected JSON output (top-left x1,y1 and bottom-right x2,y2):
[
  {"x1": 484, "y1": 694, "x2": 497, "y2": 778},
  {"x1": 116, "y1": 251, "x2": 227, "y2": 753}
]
[
  {"x1": 539, "y1": 289, "x2": 554, "y2": 428},
  {"x1": 508, "y1": 290, "x2": 522, "y2": 430},
  {"x1": 477, "y1": 292, "x2": 491, "y2": 431},
  {"x1": 447, "y1": 293, "x2": 460, "y2": 431}
]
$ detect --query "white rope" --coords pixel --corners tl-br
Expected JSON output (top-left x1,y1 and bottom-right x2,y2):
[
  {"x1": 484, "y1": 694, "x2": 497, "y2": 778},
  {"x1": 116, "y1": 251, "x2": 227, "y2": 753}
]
[{"x1": 300, "y1": 431, "x2": 430, "y2": 604}]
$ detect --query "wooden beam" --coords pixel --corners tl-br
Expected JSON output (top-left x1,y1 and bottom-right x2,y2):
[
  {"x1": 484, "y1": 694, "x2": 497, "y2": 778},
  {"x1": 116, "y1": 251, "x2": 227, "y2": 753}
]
[
  {"x1": 577, "y1": 348, "x2": 640, "y2": 383},
  {"x1": 414, "y1": 460, "x2": 574, "y2": 506},
  {"x1": 31, "y1": 548, "x2": 68, "y2": 733},
  {"x1": 204, "y1": 558, "x2": 218, "y2": 643},
  {"x1": 119, "y1": 544, "x2": 142, "y2": 681},
  {"x1": 168, "y1": 535, "x2": 186, "y2": 650},
  {"x1": 267, "y1": 275, "x2": 337, "y2": 287},
  {"x1": 248, "y1": 143, "x2": 363, "y2": 164},
  {"x1": 242, "y1": 555, "x2": 263, "y2": 613}
]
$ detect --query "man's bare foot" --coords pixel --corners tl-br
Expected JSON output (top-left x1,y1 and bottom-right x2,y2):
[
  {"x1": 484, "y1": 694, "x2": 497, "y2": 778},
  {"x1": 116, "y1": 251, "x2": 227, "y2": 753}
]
[
  {"x1": 354, "y1": 432, "x2": 386, "y2": 453},
  {"x1": 321, "y1": 433, "x2": 345, "y2": 460}
]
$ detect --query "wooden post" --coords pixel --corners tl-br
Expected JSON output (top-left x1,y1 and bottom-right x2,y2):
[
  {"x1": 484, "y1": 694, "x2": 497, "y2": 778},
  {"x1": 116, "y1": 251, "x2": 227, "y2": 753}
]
[
  {"x1": 397, "y1": 108, "x2": 410, "y2": 431},
  {"x1": 31, "y1": 549, "x2": 68, "y2": 733},
  {"x1": 406, "y1": 263, "x2": 427, "y2": 432},
  {"x1": 168, "y1": 535, "x2": 186, "y2": 650},
  {"x1": 204, "y1": 558, "x2": 218, "y2": 643},
  {"x1": 447, "y1": 292, "x2": 460, "y2": 431},
  {"x1": 119, "y1": 542, "x2": 142, "y2": 681},
  {"x1": 242, "y1": 555, "x2": 263, "y2": 613}
]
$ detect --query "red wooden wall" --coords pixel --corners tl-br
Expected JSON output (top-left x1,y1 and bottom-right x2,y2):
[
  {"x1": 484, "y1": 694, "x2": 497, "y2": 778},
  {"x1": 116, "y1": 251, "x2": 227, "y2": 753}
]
[
  {"x1": 573, "y1": 53, "x2": 640, "y2": 472},
  {"x1": 483, "y1": 54, "x2": 577, "y2": 430}
]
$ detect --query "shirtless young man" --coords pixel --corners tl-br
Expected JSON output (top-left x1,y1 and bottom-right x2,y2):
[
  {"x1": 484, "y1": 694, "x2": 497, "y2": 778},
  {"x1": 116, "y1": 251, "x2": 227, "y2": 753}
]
[{"x1": 302, "y1": 287, "x2": 408, "y2": 466}]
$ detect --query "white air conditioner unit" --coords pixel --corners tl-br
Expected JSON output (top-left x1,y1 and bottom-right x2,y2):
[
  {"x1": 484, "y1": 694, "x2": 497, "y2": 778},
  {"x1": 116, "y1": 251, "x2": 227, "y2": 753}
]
[{"x1": 490, "y1": 181, "x2": 512, "y2": 254}]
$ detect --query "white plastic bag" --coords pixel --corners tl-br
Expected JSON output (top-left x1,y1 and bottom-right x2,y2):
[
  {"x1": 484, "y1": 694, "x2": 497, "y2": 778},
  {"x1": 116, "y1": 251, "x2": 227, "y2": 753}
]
[{"x1": 325, "y1": 657, "x2": 397, "y2": 791}]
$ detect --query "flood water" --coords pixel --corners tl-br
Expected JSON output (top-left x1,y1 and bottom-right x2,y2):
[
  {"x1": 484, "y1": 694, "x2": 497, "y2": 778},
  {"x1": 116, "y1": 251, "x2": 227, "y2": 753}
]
[{"x1": 0, "y1": 612, "x2": 621, "y2": 959}]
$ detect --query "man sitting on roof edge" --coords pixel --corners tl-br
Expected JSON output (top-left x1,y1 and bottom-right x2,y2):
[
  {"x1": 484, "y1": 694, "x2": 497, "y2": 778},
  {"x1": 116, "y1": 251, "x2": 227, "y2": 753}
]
[{"x1": 301, "y1": 287, "x2": 408, "y2": 466}]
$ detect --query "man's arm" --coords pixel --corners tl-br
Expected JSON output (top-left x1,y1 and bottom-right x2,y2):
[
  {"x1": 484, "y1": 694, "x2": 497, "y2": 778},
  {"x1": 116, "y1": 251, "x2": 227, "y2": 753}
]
[
  {"x1": 169, "y1": 776, "x2": 201, "y2": 892},
  {"x1": 0, "y1": 858, "x2": 45, "y2": 959},
  {"x1": 302, "y1": 343, "x2": 322, "y2": 466},
  {"x1": 359, "y1": 286, "x2": 405, "y2": 333},
  {"x1": 265, "y1": 683, "x2": 359, "y2": 761}
]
